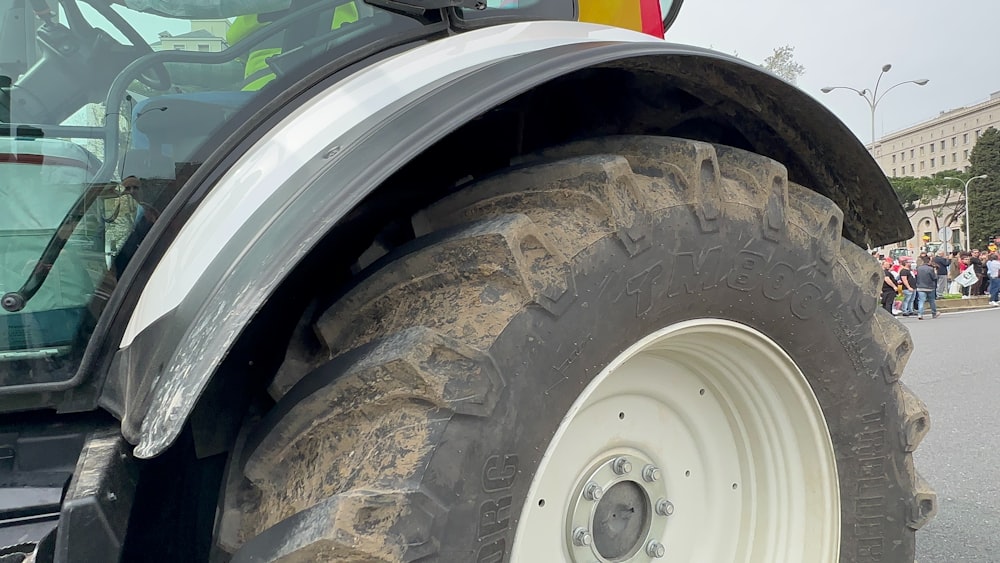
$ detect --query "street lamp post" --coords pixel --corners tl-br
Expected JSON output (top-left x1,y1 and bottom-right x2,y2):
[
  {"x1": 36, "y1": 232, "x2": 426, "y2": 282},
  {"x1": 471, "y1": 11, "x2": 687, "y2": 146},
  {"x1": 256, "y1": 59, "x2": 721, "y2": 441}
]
[
  {"x1": 945, "y1": 175, "x2": 989, "y2": 250},
  {"x1": 821, "y1": 64, "x2": 930, "y2": 147}
]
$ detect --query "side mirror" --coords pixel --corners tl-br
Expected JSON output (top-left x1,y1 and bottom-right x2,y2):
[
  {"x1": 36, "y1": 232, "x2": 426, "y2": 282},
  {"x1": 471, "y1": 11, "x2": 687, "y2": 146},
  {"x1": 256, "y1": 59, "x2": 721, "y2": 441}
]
[{"x1": 660, "y1": 0, "x2": 684, "y2": 33}]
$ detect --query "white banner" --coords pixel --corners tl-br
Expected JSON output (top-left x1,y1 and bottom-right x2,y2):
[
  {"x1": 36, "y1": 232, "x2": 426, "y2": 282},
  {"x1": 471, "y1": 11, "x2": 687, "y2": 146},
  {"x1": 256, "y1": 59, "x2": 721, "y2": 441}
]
[{"x1": 955, "y1": 268, "x2": 978, "y2": 288}]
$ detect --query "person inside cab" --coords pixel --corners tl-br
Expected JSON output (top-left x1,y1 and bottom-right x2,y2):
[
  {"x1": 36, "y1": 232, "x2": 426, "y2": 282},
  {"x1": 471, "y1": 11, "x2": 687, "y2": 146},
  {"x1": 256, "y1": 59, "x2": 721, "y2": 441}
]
[
  {"x1": 115, "y1": 0, "x2": 360, "y2": 90},
  {"x1": 227, "y1": 2, "x2": 359, "y2": 90}
]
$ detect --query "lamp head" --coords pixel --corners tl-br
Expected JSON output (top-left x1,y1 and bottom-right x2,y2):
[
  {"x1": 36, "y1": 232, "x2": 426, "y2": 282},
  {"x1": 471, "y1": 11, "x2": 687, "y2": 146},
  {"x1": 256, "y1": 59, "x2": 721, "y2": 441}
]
[
  {"x1": 820, "y1": 87, "x2": 834, "y2": 93},
  {"x1": 975, "y1": 174, "x2": 989, "y2": 179},
  {"x1": 914, "y1": 79, "x2": 929, "y2": 86},
  {"x1": 881, "y1": 63, "x2": 892, "y2": 72}
]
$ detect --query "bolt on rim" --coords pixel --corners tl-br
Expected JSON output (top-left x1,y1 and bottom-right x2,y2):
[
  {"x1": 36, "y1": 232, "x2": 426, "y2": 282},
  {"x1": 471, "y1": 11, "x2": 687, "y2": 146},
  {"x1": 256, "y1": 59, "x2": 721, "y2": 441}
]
[{"x1": 509, "y1": 319, "x2": 840, "y2": 562}]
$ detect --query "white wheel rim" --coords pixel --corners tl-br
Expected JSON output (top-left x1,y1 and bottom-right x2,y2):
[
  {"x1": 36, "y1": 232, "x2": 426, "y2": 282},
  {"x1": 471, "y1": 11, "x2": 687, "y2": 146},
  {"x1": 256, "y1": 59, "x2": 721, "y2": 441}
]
[{"x1": 510, "y1": 319, "x2": 840, "y2": 562}]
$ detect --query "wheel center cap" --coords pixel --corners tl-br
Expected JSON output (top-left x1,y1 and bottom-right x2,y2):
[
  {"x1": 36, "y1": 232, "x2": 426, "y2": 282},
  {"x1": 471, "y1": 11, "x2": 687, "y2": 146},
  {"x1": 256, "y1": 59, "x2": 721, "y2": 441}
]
[
  {"x1": 567, "y1": 453, "x2": 671, "y2": 561},
  {"x1": 593, "y1": 481, "x2": 650, "y2": 559}
]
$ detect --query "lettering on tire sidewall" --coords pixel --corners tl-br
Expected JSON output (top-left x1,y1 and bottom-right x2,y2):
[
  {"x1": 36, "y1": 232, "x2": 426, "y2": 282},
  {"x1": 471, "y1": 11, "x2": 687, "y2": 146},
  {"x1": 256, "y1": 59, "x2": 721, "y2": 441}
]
[
  {"x1": 476, "y1": 454, "x2": 518, "y2": 562},
  {"x1": 617, "y1": 239, "x2": 838, "y2": 323}
]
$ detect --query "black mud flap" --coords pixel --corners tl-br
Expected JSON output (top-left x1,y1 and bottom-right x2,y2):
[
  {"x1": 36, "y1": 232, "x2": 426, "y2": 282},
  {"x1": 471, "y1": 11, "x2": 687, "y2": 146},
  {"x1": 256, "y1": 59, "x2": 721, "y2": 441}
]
[
  {"x1": 0, "y1": 422, "x2": 135, "y2": 563},
  {"x1": 52, "y1": 430, "x2": 136, "y2": 563}
]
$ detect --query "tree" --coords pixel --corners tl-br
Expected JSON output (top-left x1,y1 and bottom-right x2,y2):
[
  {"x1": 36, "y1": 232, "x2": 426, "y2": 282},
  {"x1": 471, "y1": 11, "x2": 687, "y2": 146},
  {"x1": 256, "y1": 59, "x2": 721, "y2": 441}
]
[
  {"x1": 889, "y1": 171, "x2": 967, "y2": 252},
  {"x1": 889, "y1": 170, "x2": 964, "y2": 227},
  {"x1": 890, "y1": 176, "x2": 924, "y2": 213},
  {"x1": 762, "y1": 45, "x2": 805, "y2": 84},
  {"x1": 967, "y1": 127, "x2": 1000, "y2": 248}
]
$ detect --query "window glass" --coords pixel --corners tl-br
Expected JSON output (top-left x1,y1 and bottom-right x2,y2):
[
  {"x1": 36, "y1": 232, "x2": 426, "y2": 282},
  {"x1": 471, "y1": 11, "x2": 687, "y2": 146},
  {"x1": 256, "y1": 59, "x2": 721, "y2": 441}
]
[
  {"x1": 0, "y1": 0, "x2": 424, "y2": 380},
  {"x1": 660, "y1": 0, "x2": 684, "y2": 30}
]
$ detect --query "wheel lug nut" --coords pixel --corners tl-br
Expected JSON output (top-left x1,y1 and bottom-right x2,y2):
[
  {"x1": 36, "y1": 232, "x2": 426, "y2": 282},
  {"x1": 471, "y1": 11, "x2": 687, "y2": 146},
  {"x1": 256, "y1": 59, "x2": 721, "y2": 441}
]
[
  {"x1": 655, "y1": 498, "x2": 674, "y2": 516},
  {"x1": 572, "y1": 527, "x2": 592, "y2": 547},
  {"x1": 646, "y1": 540, "x2": 666, "y2": 558},
  {"x1": 583, "y1": 482, "x2": 604, "y2": 501},
  {"x1": 642, "y1": 464, "x2": 661, "y2": 482},
  {"x1": 611, "y1": 456, "x2": 632, "y2": 475}
]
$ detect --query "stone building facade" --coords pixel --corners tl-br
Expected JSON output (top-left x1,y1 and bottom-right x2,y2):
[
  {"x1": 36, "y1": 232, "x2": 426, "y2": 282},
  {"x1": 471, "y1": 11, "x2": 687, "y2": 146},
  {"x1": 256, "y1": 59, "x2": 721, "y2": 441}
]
[{"x1": 870, "y1": 91, "x2": 1000, "y2": 253}]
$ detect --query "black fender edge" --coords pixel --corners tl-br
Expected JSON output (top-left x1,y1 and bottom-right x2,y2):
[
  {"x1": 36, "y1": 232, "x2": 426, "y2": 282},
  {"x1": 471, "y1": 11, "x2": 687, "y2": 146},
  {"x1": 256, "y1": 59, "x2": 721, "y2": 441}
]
[{"x1": 105, "y1": 40, "x2": 911, "y2": 458}]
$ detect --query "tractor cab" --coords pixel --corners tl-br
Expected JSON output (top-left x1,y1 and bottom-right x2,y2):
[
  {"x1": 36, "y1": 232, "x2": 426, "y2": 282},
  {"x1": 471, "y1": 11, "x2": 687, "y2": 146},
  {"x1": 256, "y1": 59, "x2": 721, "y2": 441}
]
[{"x1": 0, "y1": 0, "x2": 614, "y2": 380}]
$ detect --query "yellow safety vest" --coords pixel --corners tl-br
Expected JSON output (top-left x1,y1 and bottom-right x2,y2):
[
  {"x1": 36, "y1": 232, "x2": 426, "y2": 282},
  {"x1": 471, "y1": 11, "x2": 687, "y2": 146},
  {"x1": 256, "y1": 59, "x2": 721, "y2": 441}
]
[{"x1": 227, "y1": 2, "x2": 359, "y2": 91}]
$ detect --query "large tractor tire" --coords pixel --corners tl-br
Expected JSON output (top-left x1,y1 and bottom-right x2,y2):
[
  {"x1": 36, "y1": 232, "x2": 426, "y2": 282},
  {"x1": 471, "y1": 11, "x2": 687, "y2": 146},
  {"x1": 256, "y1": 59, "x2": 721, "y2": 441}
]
[{"x1": 217, "y1": 136, "x2": 935, "y2": 562}]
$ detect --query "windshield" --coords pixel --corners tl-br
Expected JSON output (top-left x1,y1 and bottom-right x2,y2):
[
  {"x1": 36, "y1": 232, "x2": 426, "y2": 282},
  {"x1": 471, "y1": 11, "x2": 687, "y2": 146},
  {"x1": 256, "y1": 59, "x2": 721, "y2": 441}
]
[{"x1": 0, "y1": 0, "x2": 432, "y2": 381}]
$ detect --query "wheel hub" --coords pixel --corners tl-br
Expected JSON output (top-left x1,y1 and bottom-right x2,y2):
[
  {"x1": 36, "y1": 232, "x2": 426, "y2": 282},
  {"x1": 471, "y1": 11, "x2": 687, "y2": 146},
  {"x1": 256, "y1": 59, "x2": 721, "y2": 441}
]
[
  {"x1": 510, "y1": 319, "x2": 840, "y2": 562},
  {"x1": 568, "y1": 453, "x2": 668, "y2": 561}
]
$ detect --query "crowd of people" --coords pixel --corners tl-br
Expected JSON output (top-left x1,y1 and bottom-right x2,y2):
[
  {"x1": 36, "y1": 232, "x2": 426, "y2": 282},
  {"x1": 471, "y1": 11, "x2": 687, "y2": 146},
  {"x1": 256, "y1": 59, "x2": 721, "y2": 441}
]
[{"x1": 878, "y1": 249, "x2": 1000, "y2": 320}]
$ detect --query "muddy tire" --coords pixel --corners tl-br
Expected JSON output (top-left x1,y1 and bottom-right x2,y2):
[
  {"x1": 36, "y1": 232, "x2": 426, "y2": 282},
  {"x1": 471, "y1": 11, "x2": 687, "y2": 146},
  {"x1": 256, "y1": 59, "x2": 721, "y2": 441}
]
[{"x1": 217, "y1": 136, "x2": 935, "y2": 562}]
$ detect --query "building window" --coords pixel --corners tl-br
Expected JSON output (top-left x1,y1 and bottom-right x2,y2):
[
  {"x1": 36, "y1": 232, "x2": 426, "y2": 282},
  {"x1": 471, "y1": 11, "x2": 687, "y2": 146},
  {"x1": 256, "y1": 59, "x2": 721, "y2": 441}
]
[
  {"x1": 198, "y1": 44, "x2": 210, "y2": 51},
  {"x1": 173, "y1": 45, "x2": 184, "y2": 50},
  {"x1": 930, "y1": 143, "x2": 935, "y2": 153},
  {"x1": 892, "y1": 168, "x2": 896, "y2": 177},
  {"x1": 910, "y1": 149, "x2": 915, "y2": 158},
  {"x1": 920, "y1": 146, "x2": 925, "y2": 156},
  {"x1": 953, "y1": 153, "x2": 957, "y2": 163},
  {"x1": 892, "y1": 154, "x2": 896, "y2": 163},
  {"x1": 964, "y1": 149, "x2": 969, "y2": 160},
  {"x1": 964, "y1": 133, "x2": 969, "y2": 144},
  {"x1": 910, "y1": 164, "x2": 915, "y2": 173},
  {"x1": 930, "y1": 157, "x2": 935, "y2": 167},
  {"x1": 952, "y1": 137, "x2": 957, "y2": 147},
  {"x1": 976, "y1": 129, "x2": 982, "y2": 138},
  {"x1": 919, "y1": 161, "x2": 925, "y2": 170},
  {"x1": 940, "y1": 140, "x2": 945, "y2": 150}
]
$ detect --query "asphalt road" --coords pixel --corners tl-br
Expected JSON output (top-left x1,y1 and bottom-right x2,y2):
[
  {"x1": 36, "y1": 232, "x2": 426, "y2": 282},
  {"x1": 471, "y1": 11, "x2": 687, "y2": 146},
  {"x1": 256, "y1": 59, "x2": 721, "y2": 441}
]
[{"x1": 902, "y1": 307, "x2": 1000, "y2": 562}]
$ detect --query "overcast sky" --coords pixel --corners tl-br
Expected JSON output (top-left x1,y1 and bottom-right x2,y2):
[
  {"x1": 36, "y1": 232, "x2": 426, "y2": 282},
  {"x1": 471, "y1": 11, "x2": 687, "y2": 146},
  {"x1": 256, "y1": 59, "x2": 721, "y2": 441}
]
[{"x1": 665, "y1": 0, "x2": 1000, "y2": 144}]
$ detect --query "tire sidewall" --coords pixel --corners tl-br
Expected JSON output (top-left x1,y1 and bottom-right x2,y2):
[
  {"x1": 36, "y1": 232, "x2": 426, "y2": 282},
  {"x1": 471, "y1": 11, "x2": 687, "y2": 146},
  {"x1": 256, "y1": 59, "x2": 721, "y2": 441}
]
[{"x1": 419, "y1": 210, "x2": 909, "y2": 562}]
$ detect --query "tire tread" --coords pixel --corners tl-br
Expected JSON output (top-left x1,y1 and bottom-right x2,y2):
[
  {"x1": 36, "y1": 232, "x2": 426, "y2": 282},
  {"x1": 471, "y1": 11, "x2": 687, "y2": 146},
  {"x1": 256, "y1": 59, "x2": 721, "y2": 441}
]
[{"x1": 228, "y1": 135, "x2": 935, "y2": 561}]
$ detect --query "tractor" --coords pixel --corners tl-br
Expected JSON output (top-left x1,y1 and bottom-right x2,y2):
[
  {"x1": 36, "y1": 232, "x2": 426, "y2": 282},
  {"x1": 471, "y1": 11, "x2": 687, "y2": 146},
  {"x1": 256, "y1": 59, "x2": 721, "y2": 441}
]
[{"x1": 0, "y1": 0, "x2": 934, "y2": 561}]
